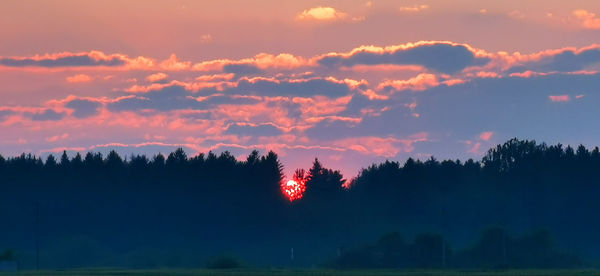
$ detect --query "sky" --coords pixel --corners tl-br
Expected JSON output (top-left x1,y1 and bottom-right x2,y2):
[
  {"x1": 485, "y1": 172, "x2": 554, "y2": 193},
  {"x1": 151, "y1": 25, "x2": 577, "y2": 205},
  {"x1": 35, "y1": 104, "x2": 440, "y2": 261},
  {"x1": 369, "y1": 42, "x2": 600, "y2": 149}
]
[{"x1": 1, "y1": 0, "x2": 600, "y2": 178}]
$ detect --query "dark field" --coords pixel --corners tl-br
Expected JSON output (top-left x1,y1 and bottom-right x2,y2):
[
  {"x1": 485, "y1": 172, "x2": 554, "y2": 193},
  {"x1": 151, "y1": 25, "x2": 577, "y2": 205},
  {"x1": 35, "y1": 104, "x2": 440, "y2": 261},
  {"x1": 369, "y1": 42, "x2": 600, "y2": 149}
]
[{"x1": 3, "y1": 269, "x2": 600, "y2": 276}]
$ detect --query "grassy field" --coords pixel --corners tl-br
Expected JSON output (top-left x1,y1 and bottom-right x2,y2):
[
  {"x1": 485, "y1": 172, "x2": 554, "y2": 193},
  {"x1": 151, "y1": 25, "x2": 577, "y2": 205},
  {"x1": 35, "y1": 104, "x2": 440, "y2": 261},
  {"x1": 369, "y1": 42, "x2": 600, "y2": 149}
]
[{"x1": 3, "y1": 269, "x2": 600, "y2": 276}]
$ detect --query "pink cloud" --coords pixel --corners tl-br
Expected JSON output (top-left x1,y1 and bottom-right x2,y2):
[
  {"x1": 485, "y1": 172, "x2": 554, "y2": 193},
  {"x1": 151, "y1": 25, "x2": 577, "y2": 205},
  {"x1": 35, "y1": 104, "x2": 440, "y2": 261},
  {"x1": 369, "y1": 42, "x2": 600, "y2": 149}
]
[
  {"x1": 468, "y1": 142, "x2": 482, "y2": 154},
  {"x1": 509, "y1": 71, "x2": 549, "y2": 78},
  {"x1": 305, "y1": 115, "x2": 362, "y2": 124},
  {"x1": 41, "y1": 146, "x2": 87, "y2": 153},
  {"x1": 479, "y1": 131, "x2": 494, "y2": 141},
  {"x1": 360, "y1": 89, "x2": 389, "y2": 100},
  {"x1": 46, "y1": 133, "x2": 69, "y2": 142},
  {"x1": 360, "y1": 106, "x2": 389, "y2": 117},
  {"x1": 66, "y1": 74, "x2": 92, "y2": 83},
  {"x1": 332, "y1": 133, "x2": 428, "y2": 157},
  {"x1": 293, "y1": 95, "x2": 353, "y2": 117},
  {"x1": 399, "y1": 5, "x2": 429, "y2": 13},
  {"x1": 549, "y1": 95, "x2": 570, "y2": 102}
]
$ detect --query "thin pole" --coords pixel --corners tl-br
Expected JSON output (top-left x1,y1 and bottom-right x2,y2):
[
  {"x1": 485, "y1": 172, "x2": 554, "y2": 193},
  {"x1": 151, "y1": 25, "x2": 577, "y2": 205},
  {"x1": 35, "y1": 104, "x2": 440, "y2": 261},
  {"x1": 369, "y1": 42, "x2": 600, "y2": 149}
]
[
  {"x1": 442, "y1": 236, "x2": 446, "y2": 268},
  {"x1": 35, "y1": 202, "x2": 39, "y2": 271}
]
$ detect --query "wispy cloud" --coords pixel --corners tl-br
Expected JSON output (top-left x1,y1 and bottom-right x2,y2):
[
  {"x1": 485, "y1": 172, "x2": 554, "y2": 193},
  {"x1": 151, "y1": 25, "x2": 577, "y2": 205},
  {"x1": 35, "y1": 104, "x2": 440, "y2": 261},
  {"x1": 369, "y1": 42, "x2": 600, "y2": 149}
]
[{"x1": 399, "y1": 5, "x2": 429, "y2": 13}]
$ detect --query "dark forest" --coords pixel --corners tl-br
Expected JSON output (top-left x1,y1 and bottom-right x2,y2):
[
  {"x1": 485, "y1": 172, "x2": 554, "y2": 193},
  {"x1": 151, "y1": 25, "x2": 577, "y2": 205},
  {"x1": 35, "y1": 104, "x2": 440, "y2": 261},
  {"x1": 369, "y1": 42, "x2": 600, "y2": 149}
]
[{"x1": 1, "y1": 138, "x2": 599, "y2": 269}]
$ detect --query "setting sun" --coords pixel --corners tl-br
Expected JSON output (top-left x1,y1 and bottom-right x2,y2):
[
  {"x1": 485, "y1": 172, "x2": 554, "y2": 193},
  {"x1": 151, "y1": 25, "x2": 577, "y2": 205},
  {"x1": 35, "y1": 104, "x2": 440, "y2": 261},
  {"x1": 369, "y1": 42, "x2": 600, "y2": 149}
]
[{"x1": 282, "y1": 179, "x2": 306, "y2": 201}]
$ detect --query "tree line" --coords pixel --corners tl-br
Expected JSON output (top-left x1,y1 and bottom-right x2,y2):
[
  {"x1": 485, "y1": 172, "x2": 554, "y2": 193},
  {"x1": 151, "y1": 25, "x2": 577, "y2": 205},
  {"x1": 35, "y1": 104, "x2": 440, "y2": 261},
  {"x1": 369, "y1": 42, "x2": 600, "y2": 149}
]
[{"x1": 0, "y1": 138, "x2": 599, "y2": 268}]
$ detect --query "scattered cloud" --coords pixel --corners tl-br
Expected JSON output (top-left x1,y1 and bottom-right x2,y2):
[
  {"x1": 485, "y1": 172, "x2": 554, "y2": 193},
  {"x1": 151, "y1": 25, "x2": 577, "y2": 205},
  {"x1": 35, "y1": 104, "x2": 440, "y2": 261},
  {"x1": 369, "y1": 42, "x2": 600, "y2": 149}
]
[
  {"x1": 3, "y1": 41, "x2": 600, "y2": 173},
  {"x1": 146, "y1": 72, "x2": 168, "y2": 82},
  {"x1": 573, "y1": 9, "x2": 600, "y2": 30},
  {"x1": 296, "y1": 6, "x2": 347, "y2": 21},
  {"x1": 317, "y1": 41, "x2": 490, "y2": 74}
]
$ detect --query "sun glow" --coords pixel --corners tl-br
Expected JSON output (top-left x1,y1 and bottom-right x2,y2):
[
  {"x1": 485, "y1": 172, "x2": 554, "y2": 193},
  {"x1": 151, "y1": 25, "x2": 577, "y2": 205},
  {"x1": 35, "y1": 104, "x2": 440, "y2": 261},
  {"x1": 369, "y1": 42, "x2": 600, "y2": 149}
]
[{"x1": 282, "y1": 179, "x2": 306, "y2": 201}]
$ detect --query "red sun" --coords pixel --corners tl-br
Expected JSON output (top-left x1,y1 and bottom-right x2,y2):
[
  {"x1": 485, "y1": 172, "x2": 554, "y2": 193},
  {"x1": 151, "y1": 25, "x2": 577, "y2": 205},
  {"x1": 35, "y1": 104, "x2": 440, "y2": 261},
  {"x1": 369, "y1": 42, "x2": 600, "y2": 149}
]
[{"x1": 282, "y1": 179, "x2": 306, "y2": 201}]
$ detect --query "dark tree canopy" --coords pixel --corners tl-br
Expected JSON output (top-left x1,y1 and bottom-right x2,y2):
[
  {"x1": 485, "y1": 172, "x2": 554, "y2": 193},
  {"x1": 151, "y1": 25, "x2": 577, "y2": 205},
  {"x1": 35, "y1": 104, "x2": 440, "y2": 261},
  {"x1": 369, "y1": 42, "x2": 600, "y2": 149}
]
[{"x1": 0, "y1": 139, "x2": 599, "y2": 269}]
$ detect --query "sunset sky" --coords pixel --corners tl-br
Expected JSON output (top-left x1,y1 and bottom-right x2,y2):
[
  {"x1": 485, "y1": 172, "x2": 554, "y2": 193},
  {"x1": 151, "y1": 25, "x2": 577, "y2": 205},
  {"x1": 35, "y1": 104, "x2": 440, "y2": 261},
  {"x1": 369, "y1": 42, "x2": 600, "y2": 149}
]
[{"x1": 2, "y1": 0, "x2": 600, "y2": 177}]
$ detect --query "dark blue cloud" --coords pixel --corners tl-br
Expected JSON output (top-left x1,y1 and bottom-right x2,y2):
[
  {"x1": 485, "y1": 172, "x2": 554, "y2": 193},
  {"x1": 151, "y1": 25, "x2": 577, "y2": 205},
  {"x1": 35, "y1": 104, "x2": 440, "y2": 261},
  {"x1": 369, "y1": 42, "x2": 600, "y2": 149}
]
[
  {"x1": 108, "y1": 86, "x2": 199, "y2": 112},
  {"x1": 28, "y1": 109, "x2": 65, "y2": 121},
  {"x1": 223, "y1": 64, "x2": 263, "y2": 75},
  {"x1": 304, "y1": 73, "x2": 600, "y2": 144},
  {"x1": 107, "y1": 85, "x2": 262, "y2": 112},
  {"x1": 318, "y1": 43, "x2": 490, "y2": 74},
  {"x1": 65, "y1": 99, "x2": 102, "y2": 118},
  {"x1": 0, "y1": 54, "x2": 126, "y2": 67},
  {"x1": 231, "y1": 78, "x2": 353, "y2": 97},
  {"x1": 0, "y1": 110, "x2": 15, "y2": 120},
  {"x1": 509, "y1": 48, "x2": 600, "y2": 73}
]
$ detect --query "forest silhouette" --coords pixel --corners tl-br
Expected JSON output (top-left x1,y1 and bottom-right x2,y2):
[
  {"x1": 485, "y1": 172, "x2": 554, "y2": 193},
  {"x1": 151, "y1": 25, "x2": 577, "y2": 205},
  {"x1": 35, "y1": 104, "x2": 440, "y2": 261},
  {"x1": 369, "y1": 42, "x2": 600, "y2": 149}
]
[{"x1": 0, "y1": 138, "x2": 598, "y2": 269}]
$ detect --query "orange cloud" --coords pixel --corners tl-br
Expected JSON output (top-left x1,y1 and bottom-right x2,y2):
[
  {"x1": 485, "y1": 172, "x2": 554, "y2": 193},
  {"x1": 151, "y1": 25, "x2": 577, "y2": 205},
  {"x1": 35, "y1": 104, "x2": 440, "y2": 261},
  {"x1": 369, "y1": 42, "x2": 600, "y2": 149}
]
[
  {"x1": 195, "y1": 73, "x2": 235, "y2": 82},
  {"x1": 296, "y1": 6, "x2": 347, "y2": 21},
  {"x1": 146, "y1": 72, "x2": 168, "y2": 82},
  {"x1": 361, "y1": 89, "x2": 389, "y2": 100},
  {"x1": 192, "y1": 53, "x2": 308, "y2": 72},
  {"x1": 377, "y1": 73, "x2": 439, "y2": 92},
  {"x1": 573, "y1": 9, "x2": 600, "y2": 29},
  {"x1": 66, "y1": 74, "x2": 92, "y2": 83},
  {"x1": 160, "y1": 54, "x2": 191, "y2": 71}
]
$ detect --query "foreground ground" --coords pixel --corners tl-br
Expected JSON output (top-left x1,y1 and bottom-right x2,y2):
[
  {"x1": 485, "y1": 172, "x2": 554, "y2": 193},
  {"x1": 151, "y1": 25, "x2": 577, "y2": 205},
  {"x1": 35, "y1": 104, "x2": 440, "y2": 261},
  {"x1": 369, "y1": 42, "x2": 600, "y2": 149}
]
[{"x1": 2, "y1": 269, "x2": 600, "y2": 275}]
